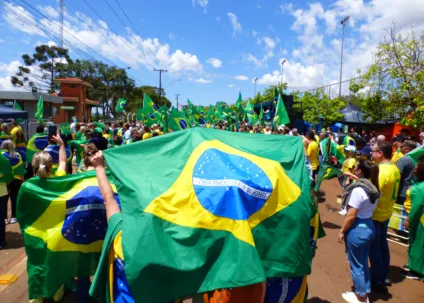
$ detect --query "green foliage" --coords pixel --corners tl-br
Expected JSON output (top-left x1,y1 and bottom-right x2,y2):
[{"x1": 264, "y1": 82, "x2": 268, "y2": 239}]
[
  {"x1": 251, "y1": 83, "x2": 287, "y2": 105},
  {"x1": 300, "y1": 91, "x2": 345, "y2": 125},
  {"x1": 11, "y1": 45, "x2": 72, "y2": 93},
  {"x1": 357, "y1": 27, "x2": 424, "y2": 128}
]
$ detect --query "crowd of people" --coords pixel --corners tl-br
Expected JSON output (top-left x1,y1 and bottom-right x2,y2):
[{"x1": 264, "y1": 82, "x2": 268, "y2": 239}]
[{"x1": 0, "y1": 116, "x2": 423, "y2": 303}]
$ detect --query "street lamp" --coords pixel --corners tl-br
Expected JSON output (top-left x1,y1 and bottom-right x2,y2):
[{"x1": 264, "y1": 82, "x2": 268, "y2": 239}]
[
  {"x1": 281, "y1": 59, "x2": 286, "y2": 85},
  {"x1": 254, "y1": 77, "x2": 258, "y2": 98},
  {"x1": 339, "y1": 16, "x2": 349, "y2": 98}
]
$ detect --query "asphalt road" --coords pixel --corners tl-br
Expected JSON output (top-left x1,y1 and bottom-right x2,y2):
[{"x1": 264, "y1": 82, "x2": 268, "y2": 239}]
[{"x1": 1, "y1": 178, "x2": 423, "y2": 302}]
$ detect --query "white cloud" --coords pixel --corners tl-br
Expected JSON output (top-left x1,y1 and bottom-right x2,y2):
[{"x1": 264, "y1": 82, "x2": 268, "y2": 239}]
[
  {"x1": 215, "y1": 16, "x2": 221, "y2": 22},
  {"x1": 169, "y1": 32, "x2": 175, "y2": 40},
  {"x1": 37, "y1": 5, "x2": 59, "y2": 19},
  {"x1": 227, "y1": 12, "x2": 242, "y2": 34},
  {"x1": 192, "y1": 0, "x2": 209, "y2": 8},
  {"x1": 252, "y1": 30, "x2": 257, "y2": 37},
  {"x1": 234, "y1": 75, "x2": 248, "y2": 81},
  {"x1": 4, "y1": 3, "x2": 46, "y2": 36},
  {"x1": 0, "y1": 60, "x2": 21, "y2": 74},
  {"x1": 1, "y1": 3, "x2": 203, "y2": 74},
  {"x1": 206, "y1": 58, "x2": 222, "y2": 68},
  {"x1": 0, "y1": 39, "x2": 5, "y2": 44},
  {"x1": 195, "y1": 78, "x2": 212, "y2": 84},
  {"x1": 262, "y1": 37, "x2": 276, "y2": 49},
  {"x1": 228, "y1": 84, "x2": 234, "y2": 88}
]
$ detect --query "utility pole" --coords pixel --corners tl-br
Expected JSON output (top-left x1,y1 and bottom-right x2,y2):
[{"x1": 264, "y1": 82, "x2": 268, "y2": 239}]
[
  {"x1": 59, "y1": 0, "x2": 64, "y2": 47},
  {"x1": 175, "y1": 93, "x2": 180, "y2": 110},
  {"x1": 339, "y1": 16, "x2": 349, "y2": 98},
  {"x1": 154, "y1": 69, "x2": 168, "y2": 101}
]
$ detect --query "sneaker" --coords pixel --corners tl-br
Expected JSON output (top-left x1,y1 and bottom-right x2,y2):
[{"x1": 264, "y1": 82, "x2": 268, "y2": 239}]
[
  {"x1": 402, "y1": 264, "x2": 411, "y2": 272},
  {"x1": 401, "y1": 270, "x2": 421, "y2": 280},
  {"x1": 10, "y1": 218, "x2": 17, "y2": 224},
  {"x1": 341, "y1": 291, "x2": 368, "y2": 303},
  {"x1": 384, "y1": 278, "x2": 392, "y2": 286},
  {"x1": 4, "y1": 219, "x2": 8, "y2": 225},
  {"x1": 339, "y1": 209, "x2": 347, "y2": 216}
]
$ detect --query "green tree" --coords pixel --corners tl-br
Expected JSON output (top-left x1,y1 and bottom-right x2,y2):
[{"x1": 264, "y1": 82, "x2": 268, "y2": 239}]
[
  {"x1": 357, "y1": 26, "x2": 424, "y2": 128},
  {"x1": 300, "y1": 91, "x2": 345, "y2": 125},
  {"x1": 11, "y1": 45, "x2": 72, "y2": 93}
]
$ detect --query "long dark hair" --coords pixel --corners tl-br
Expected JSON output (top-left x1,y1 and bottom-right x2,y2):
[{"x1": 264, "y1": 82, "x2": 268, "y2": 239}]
[{"x1": 357, "y1": 159, "x2": 379, "y2": 191}]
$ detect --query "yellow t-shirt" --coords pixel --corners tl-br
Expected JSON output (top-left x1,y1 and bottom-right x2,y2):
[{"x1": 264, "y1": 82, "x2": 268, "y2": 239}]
[
  {"x1": 342, "y1": 157, "x2": 356, "y2": 173},
  {"x1": 404, "y1": 187, "x2": 411, "y2": 214},
  {"x1": 103, "y1": 133, "x2": 112, "y2": 140},
  {"x1": 314, "y1": 135, "x2": 320, "y2": 145},
  {"x1": 54, "y1": 168, "x2": 67, "y2": 177},
  {"x1": 372, "y1": 162, "x2": 401, "y2": 222},
  {"x1": 307, "y1": 141, "x2": 319, "y2": 170},
  {"x1": 142, "y1": 133, "x2": 152, "y2": 140},
  {"x1": 391, "y1": 150, "x2": 404, "y2": 165},
  {"x1": 10, "y1": 126, "x2": 22, "y2": 138}
]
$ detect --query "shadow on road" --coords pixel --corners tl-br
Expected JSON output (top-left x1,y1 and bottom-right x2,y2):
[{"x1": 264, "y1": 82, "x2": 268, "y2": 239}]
[
  {"x1": 307, "y1": 297, "x2": 331, "y2": 303},
  {"x1": 322, "y1": 221, "x2": 341, "y2": 229},
  {"x1": 4, "y1": 231, "x2": 24, "y2": 249}
]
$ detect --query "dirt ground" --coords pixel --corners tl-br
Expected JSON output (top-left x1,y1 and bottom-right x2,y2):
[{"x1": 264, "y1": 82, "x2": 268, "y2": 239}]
[{"x1": 1, "y1": 178, "x2": 423, "y2": 303}]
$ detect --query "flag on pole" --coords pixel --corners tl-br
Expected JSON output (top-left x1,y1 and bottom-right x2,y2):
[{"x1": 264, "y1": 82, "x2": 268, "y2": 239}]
[
  {"x1": 314, "y1": 164, "x2": 341, "y2": 192},
  {"x1": 259, "y1": 104, "x2": 265, "y2": 126},
  {"x1": 187, "y1": 99, "x2": 206, "y2": 125},
  {"x1": 143, "y1": 93, "x2": 158, "y2": 112},
  {"x1": 13, "y1": 101, "x2": 24, "y2": 123},
  {"x1": 245, "y1": 100, "x2": 258, "y2": 125},
  {"x1": 273, "y1": 94, "x2": 290, "y2": 127},
  {"x1": 236, "y1": 92, "x2": 245, "y2": 115},
  {"x1": 115, "y1": 98, "x2": 127, "y2": 113},
  {"x1": 35, "y1": 96, "x2": 44, "y2": 123},
  {"x1": 169, "y1": 107, "x2": 192, "y2": 131}
]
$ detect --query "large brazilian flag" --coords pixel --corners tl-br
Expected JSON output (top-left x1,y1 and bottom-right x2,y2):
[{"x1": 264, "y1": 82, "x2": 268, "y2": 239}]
[
  {"x1": 27, "y1": 133, "x2": 49, "y2": 163},
  {"x1": 95, "y1": 128, "x2": 313, "y2": 303},
  {"x1": 17, "y1": 171, "x2": 120, "y2": 299}
]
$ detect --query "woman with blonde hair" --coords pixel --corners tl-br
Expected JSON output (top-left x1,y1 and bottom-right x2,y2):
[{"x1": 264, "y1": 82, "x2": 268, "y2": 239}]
[
  {"x1": 77, "y1": 143, "x2": 98, "y2": 173},
  {"x1": 32, "y1": 135, "x2": 67, "y2": 178},
  {"x1": 1, "y1": 140, "x2": 25, "y2": 224},
  {"x1": 0, "y1": 123, "x2": 11, "y2": 146}
]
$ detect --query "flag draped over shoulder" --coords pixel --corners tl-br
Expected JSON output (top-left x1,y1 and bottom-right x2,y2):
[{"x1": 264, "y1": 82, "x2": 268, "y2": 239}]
[
  {"x1": 35, "y1": 96, "x2": 43, "y2": 122},
  {"x1": 0, "y1": 153, "x2": 13, "y2": 183},
  {"x1": 92, "y1": 128, "x2": 313, "y2": 303},
  {"x1": 313, "y1": 164, "x2": 341, "y2": 192},
  {"x1": 17, "y1": 171, "x2": 120, "y2": 299},
  {"x1": 407, "y1": 145, "x2": 424, "y2": 165},
  {"x1": 27, "y1": 133, "x2": 49, "y2": 163},
  {"x1": 408, "y1": 181, "x2": 424, "y2": 275},
  {"x1": 0, "y1": 150, "x2": 26, "y2": 176}
]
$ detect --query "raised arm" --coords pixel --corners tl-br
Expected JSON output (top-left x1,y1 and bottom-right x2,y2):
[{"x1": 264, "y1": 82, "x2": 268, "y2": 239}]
[
  {"x1": 91, "y1": 151, "x2": 121, "y2": 220},
  {"x1": 52, "y1": 134, "x2": 67, "y2": 173}
]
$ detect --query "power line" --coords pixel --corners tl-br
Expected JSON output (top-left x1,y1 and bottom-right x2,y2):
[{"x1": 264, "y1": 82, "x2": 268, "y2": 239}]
[
  {"x1": 113, "y1": 0, "x2": 161, "y2": 69},
  {"x1": 103, "y1": 0, "x2": 127, "y2": 29}
]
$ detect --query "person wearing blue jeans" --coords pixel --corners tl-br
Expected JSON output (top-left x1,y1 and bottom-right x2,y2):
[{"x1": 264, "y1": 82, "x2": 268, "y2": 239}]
[
  {"x1": 369, "y1": 219, "x2": 390, "y2": 285},
  {"x1": 338, "y1": 160, "x2": 380, "y2": 303}
]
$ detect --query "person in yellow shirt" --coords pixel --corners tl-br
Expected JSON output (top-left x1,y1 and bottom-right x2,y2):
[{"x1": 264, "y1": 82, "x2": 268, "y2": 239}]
[
  {"x1": 10, "y1": 121, "x2": 22, "y2": 140},
  {"x1": 391, "y1": 141, "x2": 404, "y2": 164},
  {"x1": 370, "y1": 140, "x2": 400, "y2": 289},
  {"x1": 341, "y1": 146, "x2": 357, "y2": 187},
  {"x1": 306, "y1": 131, "x2": 319, "y2": 187}
]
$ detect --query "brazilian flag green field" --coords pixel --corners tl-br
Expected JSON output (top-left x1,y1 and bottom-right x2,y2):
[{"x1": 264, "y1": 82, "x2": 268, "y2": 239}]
[
  {"x1": 17, "y1": 171, "x2": 119, "y2": 299},
  {"x1": 96, "y1": 128, "x2": 314, "y2": 302}
]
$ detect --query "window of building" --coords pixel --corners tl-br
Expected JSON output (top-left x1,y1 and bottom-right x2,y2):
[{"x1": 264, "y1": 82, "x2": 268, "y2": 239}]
[{"x1": 70, "y1": 84, "x2": 77, "y2": 88}]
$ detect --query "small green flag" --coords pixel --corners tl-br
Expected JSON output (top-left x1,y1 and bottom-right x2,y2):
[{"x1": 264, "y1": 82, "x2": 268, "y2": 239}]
[
  {"x1": 115, "y1": 98, "x2": 127, "y2": 113},
  {"x1": 235, "y1": 92, "x2": 245, "y2": 115},
  {"x1": 143, "y1": 93, "x2": 158, "y2": 112},
  {"x1": 273, "y1": 94, "x2": 290, "y2": 127},
  {"x1": 35, "y1": 96, "x2": 44, "y2": 122},
  {"x1": 197, "y1": 106, "x2": 205, "y2": 117},
  {"x1": 187, "y1": 99, "x2": 206, "y2": 125},
  {"x1": 13, "y1": 102, "x2": 24, "y2": 123},
  {"x1": 330, "y1": 141, "x2": 346, "y2": 165},
  {"x1": 259, "y1": 104, "x2": 265, "y2": 126},
  {"x1": 314, "y1": 164, "x2": 341, "y2": 192},
  {"x1": 206, "y1": 105, "x2": 218, "y2": 124},
  {"x1": 407, "y1": 181, "x2": 424, "y2": 276},
  {"x1": 169, "y1": 107, "x2": 192, "y2": 131},
  {"x1": 141, "y1": 108, "x2": 158, "y2": 127},
  {"x1": 245, "y1": 100, "x2": 258, "y2": 125},
  {"x1": 60, "y1": 122, "x2": 72, "y2": 135},
  {"x1": 319, "y1": 137, "x2": 331, "y2": 163},
  {"x1": 94, "y1": 122, "x2": 106, "y2": 129}
]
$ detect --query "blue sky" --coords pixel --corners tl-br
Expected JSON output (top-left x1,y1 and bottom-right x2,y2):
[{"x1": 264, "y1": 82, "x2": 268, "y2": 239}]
[{"x1": 1, "y1": 0, "x2": 424, "y2": 107}]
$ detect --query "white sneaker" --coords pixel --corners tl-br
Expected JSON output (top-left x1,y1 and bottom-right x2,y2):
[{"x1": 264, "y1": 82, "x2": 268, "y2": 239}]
[
  {"x1": 342, "y1": 291, "x2": 368, "y2": 303},
  {"x1": 10, "y1": 218, "x2": 17, "y2": 224},
  {"x1": 4, "y1": 219, "x2": 8, "y2": 225},
  {"x1": 339, "y1": 209, "x2": 347, "y2": 216}
]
